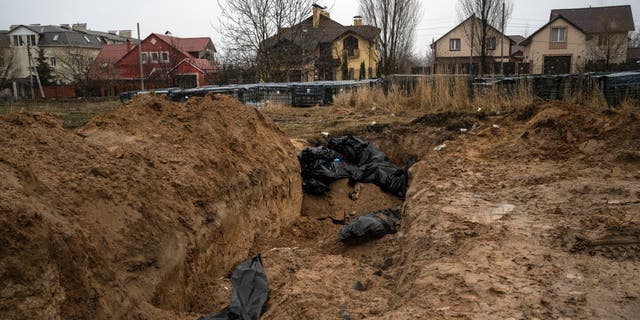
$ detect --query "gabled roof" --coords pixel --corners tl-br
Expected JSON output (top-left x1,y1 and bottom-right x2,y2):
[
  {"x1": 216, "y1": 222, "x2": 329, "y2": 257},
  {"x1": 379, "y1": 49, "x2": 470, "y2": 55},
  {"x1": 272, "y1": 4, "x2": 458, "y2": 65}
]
[
  {"x1": 265, "y1": 14, "x2": 380, "y2": 53},
  {"x1": 519, "y1": 15, "x2": 585, "y2": 46},
  {"x1": 432, "y1": 15, "x2": 508, "y2": 47},
  {"x1": 153, "y1": 33, "x2": 216, "y2": 54},
  {"x1": 507, "y1": 35, "x2": 525, "y2": 56},
  {"x1": 550, "y1": 5, "x2": 635, "y2": 34},
  {"x1": 171, "y1": 58, "x2": 216, "y2": 74}
]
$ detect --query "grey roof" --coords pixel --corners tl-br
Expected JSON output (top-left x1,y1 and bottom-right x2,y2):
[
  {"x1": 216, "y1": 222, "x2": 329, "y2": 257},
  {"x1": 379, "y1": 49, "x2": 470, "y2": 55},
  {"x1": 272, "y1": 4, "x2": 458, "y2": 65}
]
[
  {"x1": 37, "y1": 29, "x2": 104, "y2": 48},
  {"x1": 0, "y1": 30, "x2": 9, "y2": 47},
  {"x1": 265, "y1": 15, "x2": 380, "y2": 53},
  {"x1": 8, "y1": 24, "x2": 127, "y2": 48},
  {"x1": 550, "y1": 5, "x2": 635, "y2": 33},
  {"x1": 83, "y1": 29, "x2": 131, "y2": 42}
]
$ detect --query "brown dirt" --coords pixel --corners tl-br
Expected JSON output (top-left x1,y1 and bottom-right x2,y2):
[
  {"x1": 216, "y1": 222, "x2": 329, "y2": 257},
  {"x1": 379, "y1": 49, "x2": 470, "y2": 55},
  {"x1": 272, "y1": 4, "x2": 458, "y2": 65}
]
[
  {"x1": 2, "y1": 97, "x2": 640, "y2": 320},
  {"x1": 0, "y1": 94, "x2": 301, "y2": 319},
  {"x1": 256, "y1": 101, "x2": 640, "y2": 319}
]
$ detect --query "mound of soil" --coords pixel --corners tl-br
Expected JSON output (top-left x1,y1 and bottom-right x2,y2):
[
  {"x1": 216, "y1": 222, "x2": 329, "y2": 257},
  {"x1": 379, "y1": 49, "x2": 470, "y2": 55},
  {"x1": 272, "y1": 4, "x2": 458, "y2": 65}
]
[
  {"x1": 496, "y1": 103, "x2": 640, "y2": 160},
  {"x1": 0, "y1": 94, "x2": 302, "y2": 319}
]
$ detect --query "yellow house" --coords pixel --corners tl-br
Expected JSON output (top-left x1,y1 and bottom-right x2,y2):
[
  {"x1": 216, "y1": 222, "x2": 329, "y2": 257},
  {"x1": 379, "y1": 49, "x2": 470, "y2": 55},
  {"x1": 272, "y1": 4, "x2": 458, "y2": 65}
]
[
  {"x1": 263, "y1": 4, "x2": 380, "y2": 82},
  {"x1": 520, "y1": 5, "x2": 635, "y2": 74}
]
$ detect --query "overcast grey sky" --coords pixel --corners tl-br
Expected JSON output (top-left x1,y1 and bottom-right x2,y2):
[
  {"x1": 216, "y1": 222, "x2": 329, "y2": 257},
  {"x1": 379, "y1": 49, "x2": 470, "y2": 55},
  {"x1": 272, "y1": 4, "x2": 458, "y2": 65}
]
[{"x1": 1, "y1": 0, "x2": 638, "y2": 56}]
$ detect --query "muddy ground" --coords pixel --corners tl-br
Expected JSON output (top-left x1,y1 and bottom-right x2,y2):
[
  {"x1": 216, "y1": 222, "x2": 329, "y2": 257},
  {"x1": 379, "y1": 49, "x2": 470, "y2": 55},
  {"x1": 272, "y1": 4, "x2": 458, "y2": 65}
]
[
  {"x1": 257, "y1": 102, "x2": 640, "y2": 319},
  {"x1": 1, "y1": 96, "x2": 639, "y2": 319}
]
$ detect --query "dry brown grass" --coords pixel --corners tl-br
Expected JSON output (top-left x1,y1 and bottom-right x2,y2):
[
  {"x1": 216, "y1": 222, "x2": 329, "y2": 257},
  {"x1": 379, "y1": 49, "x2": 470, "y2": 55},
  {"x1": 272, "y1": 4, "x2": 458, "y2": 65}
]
[{"x1": 333, "y1": 76, "x2": 537, "y2": 116}]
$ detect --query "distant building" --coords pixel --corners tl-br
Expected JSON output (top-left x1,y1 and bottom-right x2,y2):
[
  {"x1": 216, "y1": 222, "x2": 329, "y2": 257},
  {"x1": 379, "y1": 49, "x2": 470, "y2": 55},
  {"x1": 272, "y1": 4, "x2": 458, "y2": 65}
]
[
  {"x1": 0, "y1": 23, "x2": 131, "y2": 97},
  {"x1": 431, "y1": 16, "x2": 523, "y2": 75},
  {"x1": 520, "y1": 5, "x2": 635, "y2": 74},
  {"x1": 89, "y1": 33, "x2": 217, "y2": 93},
  {"x1": 261, "y1": 4, "x2": 380, "y2": 82}
]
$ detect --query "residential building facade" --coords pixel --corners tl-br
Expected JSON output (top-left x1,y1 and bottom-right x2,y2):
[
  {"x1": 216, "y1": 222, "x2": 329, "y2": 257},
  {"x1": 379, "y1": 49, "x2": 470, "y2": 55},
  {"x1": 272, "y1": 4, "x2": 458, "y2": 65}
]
[
  {"x1": 262, "y1": 4, "x2": 380, "y2": 82},
  {"x1": 521, "y1": 5, "x2": 635, "y2": 74},
  {"x1": 0, "y1": 23, "x2": 131, "y2": 97},
  {"x1": 90, "y1": 33, "x2": 217, "y2": 92},
  {"x1": 432, "y1": 16, "x2": 520, "y2": 75}
]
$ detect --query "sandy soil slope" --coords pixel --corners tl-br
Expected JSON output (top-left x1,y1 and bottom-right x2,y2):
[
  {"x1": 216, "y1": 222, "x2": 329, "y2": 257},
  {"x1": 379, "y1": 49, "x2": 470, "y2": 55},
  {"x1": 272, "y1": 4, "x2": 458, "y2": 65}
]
[{"x1": 0, "y1": 95, "x2": 301, "y2": 319}]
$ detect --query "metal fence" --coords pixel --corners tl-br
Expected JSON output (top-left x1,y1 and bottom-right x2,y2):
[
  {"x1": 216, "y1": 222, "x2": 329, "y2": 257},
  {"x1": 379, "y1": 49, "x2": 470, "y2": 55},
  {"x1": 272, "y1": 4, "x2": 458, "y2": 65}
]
[{"x1": 119, "y1": 79, "x2": 383, "y2": 107}]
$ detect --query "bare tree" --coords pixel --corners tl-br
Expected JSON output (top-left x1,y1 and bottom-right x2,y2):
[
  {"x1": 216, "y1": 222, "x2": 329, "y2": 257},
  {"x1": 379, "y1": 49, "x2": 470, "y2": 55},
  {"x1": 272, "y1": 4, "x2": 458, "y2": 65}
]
[
  {"x1": 631, "y1": 31, "x2": 640, "y2": 48},
  {"x1": 584, "y1": 17, "x2": 633, "y2": 72},
  {"x1": 216, "y1": 0, "x2": 314, "y2": 81},
  {"x1": 56, "y1": 48, "x2": 98, "y2": 96},
  {"x1": 0, "y1": 48, "x2": 17, "y2": 90},
  {"x1": 358, "y1": 0, "x2": 421, "y2": 75},
  {"x1": 423, "y1": 41, "x2": 435, "y2": 66},
  {"x1": 457, "y1": 0, "x2": 513, "y2": 75}
]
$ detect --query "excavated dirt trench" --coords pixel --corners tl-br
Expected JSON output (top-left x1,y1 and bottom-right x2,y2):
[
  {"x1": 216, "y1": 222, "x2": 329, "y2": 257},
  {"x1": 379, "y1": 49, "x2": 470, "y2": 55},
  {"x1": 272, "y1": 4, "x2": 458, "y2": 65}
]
[
  {"x1": 253, "y1": 102, "x2": 640, "y2": 320},
  {"x1": 1, "y1": 96, "x2": 639, "y2": 319}
]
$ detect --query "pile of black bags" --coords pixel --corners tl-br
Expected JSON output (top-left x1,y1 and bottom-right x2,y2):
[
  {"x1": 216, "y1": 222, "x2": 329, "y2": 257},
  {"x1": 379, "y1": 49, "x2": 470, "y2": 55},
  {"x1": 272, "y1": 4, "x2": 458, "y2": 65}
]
[{"x1": 298, "y1": 135, "x2": 408, "y2": 198}]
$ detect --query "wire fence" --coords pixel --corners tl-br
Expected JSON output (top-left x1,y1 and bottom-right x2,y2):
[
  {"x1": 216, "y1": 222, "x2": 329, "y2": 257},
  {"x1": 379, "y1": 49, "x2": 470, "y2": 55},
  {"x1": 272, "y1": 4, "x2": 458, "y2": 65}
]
[
  {"x1": 386, "y1": 72, "x2": 640, "y2": 106},
  {"x1": 120, "y1": 79, "x2": 384, "y2": 107},
  {"x1": 118, "y1": 72, "x2": 640, "y2": 107}
]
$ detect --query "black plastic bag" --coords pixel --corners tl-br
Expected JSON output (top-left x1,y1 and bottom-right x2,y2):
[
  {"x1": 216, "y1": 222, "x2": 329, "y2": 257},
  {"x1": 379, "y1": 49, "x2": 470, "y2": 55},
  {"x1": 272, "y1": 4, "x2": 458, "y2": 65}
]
[
  {"x1": 338, "y1": 208, "x2": 400, "y2": 245},
  {"x1": 299, "y1": 147, "x2": 362, "y2": 195},
  {"x1": 298, "y1": 135, "x2": 408, "y2": 198},
  {"x1": 328, "y1": 135, "x2": 387, "y2": 166},
  {"x1": 199, "y1": 255, "x2": 268, "y2": 320}
]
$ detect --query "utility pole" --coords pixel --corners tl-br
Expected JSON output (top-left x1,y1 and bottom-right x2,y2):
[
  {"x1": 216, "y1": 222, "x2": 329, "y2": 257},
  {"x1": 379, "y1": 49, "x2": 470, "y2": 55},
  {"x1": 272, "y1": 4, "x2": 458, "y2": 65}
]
[
  {"x1": 137, "y1": 22, "x2": 144, "y2": 90},
  {"x1": 470, "y1": 14, "x2": 475, "y2": 76},
  {"x1": 27, "y1": 42, "x2": 35, "y2": 100},
  {"x1": 500, "y1": 0, "x2": 505, "y2": 76}
]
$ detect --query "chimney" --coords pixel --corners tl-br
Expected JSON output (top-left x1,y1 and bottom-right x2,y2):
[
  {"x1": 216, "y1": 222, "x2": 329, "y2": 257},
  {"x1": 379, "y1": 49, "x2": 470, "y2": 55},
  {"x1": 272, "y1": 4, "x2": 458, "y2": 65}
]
[
  {"x1": 108, "y1": 30, "x2": 118, "y2": 35},
  {"x1": 126, "y1": 39, "x2": 135, "y2": 51},
  {"x1": 119, "y1": 30, "x2": 132, "y2": 38},
  {"x1": 312, "y1": 3, "x2": 329, "y2": 28},
  {"x1": 353, "y1": 16, "x2": 362, "y2": 26},
  {"x1": 72, "y1": 23, "x2": 87, "y2": 32}
]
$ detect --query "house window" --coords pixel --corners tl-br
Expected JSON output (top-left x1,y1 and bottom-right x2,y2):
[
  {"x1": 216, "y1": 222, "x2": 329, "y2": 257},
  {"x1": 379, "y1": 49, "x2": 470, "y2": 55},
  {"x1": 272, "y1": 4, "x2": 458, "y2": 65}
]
[
  {"x1": 141, "y1": 52, "x2": 148, "y2": 64},
  {"x1": 27, "y1": 35, "x2": 36, "y2": 46},
  {"x1": 343, "y1": 36, "x2": 359, "y2": 57},
  {"x1": 161, "y1": 51, "x2": 169, "y2": 63},
  {"x1": 83, "y1": 35, "x2": 91, "y2": 43},
  {"x1": 13, "y1": 35, "x2": 24, "y2": 46},
  {"x1": 53, "y1": 34, "x2": 59, "y2": 41},
  {"x1": 50, "y1": 56, "x2": 57, "y2": 67},
  {"x1": 151, "y1": 52, "x2": 159, "y2": 63},
  {"x1": 597, "y1": 34, "x2": 608, "y2": 47},
  {"x1": 551, "y1": 28, "x2": 566, "y2": 43},
  {"x1": 488, "y1": 37, "x2": 496, "y2": 50},
  {"x1": 450, "y1": 38, "x2": 461, "y2": 51}
]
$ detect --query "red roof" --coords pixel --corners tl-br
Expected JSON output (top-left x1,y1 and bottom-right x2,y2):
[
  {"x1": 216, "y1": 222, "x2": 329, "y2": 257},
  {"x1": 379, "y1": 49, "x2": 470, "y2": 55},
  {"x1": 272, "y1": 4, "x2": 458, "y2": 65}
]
[
  {"x1": 153, "y1": 33, "x2": 214, "y2": 55},
  {"x1": 191, "y1": 58, "x2": 216, "y2": 71},
  {"x1": 173, "y1": 58, "x2": 217, "y2": 73},
  {"x1": 96, "y1": 44, "x2": 129, "y2": 62}
]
